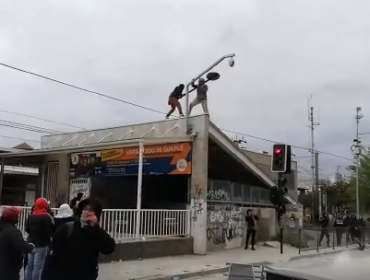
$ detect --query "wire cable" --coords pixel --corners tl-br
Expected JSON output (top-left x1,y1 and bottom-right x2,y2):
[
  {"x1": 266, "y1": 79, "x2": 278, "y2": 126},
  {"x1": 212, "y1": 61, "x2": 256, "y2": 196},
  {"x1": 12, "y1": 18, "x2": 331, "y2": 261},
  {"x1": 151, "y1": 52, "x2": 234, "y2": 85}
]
[
  {"x1": 0, "y1": 108, "x2": 86, "y2": 130},
  {"x1": 0, "y1": 61, "x2": 353, "y2": 161}
]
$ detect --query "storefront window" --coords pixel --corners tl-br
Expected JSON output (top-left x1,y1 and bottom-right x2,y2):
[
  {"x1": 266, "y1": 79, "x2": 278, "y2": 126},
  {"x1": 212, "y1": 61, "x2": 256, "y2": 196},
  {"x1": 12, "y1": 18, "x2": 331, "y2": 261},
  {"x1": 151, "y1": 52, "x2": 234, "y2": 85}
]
[{"x1": 233, "y1": 183, "x2": 243, "y2": 202}]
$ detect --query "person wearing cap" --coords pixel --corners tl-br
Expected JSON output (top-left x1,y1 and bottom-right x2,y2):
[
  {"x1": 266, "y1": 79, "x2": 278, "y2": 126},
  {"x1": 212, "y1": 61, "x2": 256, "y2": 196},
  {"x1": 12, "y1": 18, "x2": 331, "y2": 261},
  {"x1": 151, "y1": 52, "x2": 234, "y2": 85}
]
[
  {"x1": 0, "y1": 207, "x2": 35, "y2": 280},
  {"x1": 25, "y1": 198, "x2": 55, "y2": 280},
  {"x1": 42, "y1": 198, "x2": 115, "y2": 280},
  {"x1": 188, "y1": 77, "x2": 209, "y2": 116}
]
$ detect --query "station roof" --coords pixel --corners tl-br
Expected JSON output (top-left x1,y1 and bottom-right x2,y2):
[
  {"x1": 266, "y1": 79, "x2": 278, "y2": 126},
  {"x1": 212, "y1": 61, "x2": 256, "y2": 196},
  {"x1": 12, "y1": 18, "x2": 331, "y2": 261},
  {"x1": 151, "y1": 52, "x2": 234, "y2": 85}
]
[{"x1": 0, "y1": 115, "x2": 296, "y2": 203}]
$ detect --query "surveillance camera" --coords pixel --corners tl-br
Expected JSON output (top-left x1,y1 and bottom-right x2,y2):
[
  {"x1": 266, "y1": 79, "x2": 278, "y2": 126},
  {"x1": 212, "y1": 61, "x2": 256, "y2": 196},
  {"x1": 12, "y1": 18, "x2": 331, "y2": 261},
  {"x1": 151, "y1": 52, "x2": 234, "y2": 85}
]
[{"x1": 229, "y1": 57, "x2": 235, "y2": 67}]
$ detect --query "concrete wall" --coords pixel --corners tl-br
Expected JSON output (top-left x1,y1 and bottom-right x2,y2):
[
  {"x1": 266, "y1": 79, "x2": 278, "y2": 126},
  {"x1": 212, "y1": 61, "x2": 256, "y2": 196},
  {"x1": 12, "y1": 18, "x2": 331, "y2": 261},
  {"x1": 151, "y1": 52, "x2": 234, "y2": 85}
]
[
  {"x1": 189, "y1": 115, "x2": 209, "y2": 255},
  {"x1": 206, "y1": 204, "x2": 276, "y2": 251},
  {"x1": 243, "y1": 150, "x2": 298, "y2": 200}
]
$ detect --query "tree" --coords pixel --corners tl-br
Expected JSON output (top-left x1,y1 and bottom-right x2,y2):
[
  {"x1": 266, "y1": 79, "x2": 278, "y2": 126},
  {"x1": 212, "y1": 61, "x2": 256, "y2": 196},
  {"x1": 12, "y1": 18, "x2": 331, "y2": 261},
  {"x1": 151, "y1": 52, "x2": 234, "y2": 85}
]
[
  {"x1": 321, "y1": 180, "x2": 351, "y2": 214},
  {"x1": 347, "y1": 147, "x2": 370, "y2": 212}
]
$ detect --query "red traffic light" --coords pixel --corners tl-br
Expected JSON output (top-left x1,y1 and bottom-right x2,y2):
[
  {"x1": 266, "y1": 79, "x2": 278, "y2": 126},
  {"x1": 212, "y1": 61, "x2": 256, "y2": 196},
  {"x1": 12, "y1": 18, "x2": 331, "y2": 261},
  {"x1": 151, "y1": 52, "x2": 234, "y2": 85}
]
[{"x1": 274, "y1": 148, "x2": 282, "y2": 154}]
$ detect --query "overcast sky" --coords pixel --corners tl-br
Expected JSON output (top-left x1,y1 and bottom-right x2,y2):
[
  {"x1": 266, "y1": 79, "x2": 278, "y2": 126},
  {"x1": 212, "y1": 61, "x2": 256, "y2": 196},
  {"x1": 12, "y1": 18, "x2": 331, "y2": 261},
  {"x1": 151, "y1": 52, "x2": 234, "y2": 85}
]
[{"x1": 1, "y1": 0, "x2": 369, "y2": 182}]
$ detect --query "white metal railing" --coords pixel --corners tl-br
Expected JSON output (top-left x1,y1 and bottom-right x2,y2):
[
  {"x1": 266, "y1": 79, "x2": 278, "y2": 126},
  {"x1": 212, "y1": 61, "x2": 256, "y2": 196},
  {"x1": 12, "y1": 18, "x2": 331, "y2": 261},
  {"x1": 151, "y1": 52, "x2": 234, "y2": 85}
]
[{"x1": 0, "y1": 206, "x2": 191, "y2": 243}]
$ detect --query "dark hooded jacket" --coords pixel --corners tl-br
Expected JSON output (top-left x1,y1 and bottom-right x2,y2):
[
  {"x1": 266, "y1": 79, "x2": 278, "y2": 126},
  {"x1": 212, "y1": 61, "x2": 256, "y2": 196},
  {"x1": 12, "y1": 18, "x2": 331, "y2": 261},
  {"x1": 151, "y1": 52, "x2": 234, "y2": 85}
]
[
  {"x1": 42, "y1": 198, "x2": 115, "y2": 280},
  {"x1": 26, "y1": 198, "x2": 54, "y2": 247},
  {"x1": 0, "y1": 217, "x2": 34, "y2": 280}
]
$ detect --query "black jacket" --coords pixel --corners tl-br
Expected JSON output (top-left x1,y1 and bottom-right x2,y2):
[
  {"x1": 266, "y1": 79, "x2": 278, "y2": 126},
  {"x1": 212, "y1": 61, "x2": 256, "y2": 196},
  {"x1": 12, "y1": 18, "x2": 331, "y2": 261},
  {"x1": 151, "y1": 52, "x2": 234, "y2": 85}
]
[
  {"x1": 54, "y1": 216, "x2": 74, "y2": 232},
  {"x1": 0, "y1": 222, "x2": 34, "y2": 275},
  {"x1": 26, "y1": 214, "x2": 54, "y2": 247},
  {"x1": 245, "y1": 215, "x2": 259, "y2": 230},
  {"x1": 43, "y1": 220, "x2": 115, "y2": 280},
  {"x1": 319, "y1": 216, "x2": 329, "y2": 228}
]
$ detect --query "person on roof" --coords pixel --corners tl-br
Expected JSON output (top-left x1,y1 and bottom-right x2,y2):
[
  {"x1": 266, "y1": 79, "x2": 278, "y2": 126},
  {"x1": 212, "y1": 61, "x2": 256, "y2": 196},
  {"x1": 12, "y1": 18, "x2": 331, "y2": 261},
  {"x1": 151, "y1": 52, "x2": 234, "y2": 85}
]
[
  {"x1": 42, "y1": 198, "x2": 115, "y2": 280},
  {"x1": 25, "y1": 198, "x2": 55, "y2": 280},
  {"x1": 166, "y1": 84, "x2": 185, "y2": 119},
  {"x1": 188, "y1": 78, "x2": 209, "y2": 116},
  {"x1": 0, "y1": 207, "x2": 35, "y2": 280}
]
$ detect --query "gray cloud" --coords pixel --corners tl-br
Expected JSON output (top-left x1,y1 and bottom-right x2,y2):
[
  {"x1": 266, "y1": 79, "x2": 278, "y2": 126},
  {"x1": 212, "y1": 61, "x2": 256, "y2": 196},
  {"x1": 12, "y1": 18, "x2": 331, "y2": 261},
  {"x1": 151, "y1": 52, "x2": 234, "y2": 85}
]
[{"x1": 0, "y1": 0, "x2": 369, "y2": 181}]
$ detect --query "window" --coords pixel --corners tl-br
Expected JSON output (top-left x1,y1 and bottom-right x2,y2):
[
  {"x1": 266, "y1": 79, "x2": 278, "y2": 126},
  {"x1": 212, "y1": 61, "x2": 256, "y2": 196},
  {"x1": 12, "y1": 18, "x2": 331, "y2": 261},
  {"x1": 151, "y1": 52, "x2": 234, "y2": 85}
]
[
  {"x1": 233, "y1": 183, "x2": 243, "y2": 202},
  {"x1": 209, "y1": 180, "x2": 232, "y2": 201},
  {"x1": 243, "y1": 185, "x2": 251, "y2": 202},
  {"x1": 251, "y1": 187, "x2": 260, "y2": 203}
]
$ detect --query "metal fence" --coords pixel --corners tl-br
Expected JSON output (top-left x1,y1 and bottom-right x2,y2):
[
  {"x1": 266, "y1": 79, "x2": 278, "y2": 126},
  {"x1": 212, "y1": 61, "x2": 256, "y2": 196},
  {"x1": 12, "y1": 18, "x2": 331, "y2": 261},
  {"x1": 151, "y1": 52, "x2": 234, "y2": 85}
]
[
  {"x1": 294, "y1": 226, "x2": 370, "y2": 254},
  {"x1": 0, "y1": 206, "x2": 191, "y2": 243}
]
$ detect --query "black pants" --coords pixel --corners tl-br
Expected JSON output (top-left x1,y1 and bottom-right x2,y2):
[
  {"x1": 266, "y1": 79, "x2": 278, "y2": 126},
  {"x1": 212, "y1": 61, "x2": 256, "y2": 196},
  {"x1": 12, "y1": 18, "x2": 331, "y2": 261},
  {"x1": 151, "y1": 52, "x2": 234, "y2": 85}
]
[
  {"x1": 336, "y1": 229, "x2": 344, "y2": 245},
  {"x1": 246, "y1": 229, "x2": 256, "y2": 247},
  {"x1": 319, "y1": 229, "x2": 330, "y2": 245}
]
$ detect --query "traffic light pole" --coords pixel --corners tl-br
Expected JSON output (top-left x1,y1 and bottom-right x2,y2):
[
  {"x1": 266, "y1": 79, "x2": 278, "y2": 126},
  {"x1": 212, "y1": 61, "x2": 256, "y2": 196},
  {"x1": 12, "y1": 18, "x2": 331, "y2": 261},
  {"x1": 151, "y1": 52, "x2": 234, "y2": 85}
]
[{"x1": 277, "y1": 172, "x2": 284, "y2": 255}]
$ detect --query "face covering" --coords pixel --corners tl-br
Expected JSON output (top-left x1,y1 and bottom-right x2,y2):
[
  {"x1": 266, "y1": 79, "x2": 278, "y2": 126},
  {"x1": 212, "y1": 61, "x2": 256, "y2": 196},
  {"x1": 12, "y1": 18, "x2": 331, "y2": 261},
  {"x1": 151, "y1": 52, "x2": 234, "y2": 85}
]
[{"x1": 80, "y1": 210, "x2": 90, "y2": 228}]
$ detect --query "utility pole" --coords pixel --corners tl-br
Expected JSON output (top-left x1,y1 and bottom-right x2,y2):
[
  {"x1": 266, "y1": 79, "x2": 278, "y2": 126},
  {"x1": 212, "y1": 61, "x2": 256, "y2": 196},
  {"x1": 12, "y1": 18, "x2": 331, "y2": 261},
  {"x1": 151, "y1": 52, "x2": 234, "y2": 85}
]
[
  {"x1": 308, "y1": 98, "x2": 320, "y2": 219},
  {"x1": 335, "y1": 166, "x2": 342, "y2": 183},
  {"x1": 352, "y1": 107, "x2": 363, "y2": 217},
  {"x1": 315, "y1": 152, "x2": 321, "y2": 217}
]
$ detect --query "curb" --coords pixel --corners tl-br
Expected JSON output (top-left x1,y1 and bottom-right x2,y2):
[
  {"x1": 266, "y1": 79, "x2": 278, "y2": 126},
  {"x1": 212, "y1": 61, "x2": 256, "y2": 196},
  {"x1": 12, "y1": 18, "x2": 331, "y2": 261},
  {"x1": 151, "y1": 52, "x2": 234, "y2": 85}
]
[
  {"x1": 130, "y1": 247, "x2": 359, "y2": 280},
  {"x1": 130, "y1": 262, "x2": 272, "y2": 280},
  {"x1": 289, "y1": 246, "x2": 359, "y2": 261}
]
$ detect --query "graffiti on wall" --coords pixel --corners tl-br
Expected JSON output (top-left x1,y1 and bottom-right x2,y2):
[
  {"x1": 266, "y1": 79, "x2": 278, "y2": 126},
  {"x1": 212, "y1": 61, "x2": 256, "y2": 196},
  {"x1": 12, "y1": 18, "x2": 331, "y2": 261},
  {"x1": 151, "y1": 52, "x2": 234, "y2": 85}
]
[
  {"x1": 206, "y1": 204, "x2": 243, "y2": 246},
  {"x1": 207, "y1": 189, "x2": 231, "y2": 201},
  {"x1": 191, "y1": 186, "x2": 204, "y2": 223}
]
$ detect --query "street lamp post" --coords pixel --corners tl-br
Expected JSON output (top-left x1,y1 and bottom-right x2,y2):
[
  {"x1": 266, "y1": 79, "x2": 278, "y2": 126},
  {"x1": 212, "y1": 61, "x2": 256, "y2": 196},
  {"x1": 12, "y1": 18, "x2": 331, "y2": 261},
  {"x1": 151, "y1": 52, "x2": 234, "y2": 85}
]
[
  {"x1": 352, "y1": 107, "x2": 363, "y2": 217},
  {"x1": 184, "y1": 54, "x2": 236, "y2": 134}
]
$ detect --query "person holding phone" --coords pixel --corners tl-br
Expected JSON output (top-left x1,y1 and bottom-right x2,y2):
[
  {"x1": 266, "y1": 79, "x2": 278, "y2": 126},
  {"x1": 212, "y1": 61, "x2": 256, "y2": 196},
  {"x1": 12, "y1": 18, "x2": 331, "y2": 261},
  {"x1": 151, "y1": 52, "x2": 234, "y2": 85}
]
[{"x1": 42, "y1": 198, "x2": 115, "y2": 280}]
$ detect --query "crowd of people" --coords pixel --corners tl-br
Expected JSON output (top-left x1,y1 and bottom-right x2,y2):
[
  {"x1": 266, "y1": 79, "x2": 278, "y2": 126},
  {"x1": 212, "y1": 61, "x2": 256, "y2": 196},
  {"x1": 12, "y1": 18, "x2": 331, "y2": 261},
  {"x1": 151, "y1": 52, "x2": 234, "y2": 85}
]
[
  {"x1": 0, "y1": 195, "x2": 115, "y2": 280},
  {"x1": 319, "y1": 213, "x2": 369, "y2": 250}
]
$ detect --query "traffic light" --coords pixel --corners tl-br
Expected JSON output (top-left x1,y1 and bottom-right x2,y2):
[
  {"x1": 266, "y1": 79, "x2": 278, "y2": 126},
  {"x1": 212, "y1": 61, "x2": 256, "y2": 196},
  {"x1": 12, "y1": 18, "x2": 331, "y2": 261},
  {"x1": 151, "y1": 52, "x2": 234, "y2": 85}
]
[{"x1": 271, "y1": 144, "x2": 291, "y2": 173}]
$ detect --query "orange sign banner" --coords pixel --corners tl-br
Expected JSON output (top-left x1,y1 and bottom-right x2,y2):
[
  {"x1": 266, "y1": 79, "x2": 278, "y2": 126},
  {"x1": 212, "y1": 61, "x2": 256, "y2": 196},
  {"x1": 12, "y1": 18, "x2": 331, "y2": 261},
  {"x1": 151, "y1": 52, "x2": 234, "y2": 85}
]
[{"x1": 100, "y1": 142, "x2": 192, "y2": 175}]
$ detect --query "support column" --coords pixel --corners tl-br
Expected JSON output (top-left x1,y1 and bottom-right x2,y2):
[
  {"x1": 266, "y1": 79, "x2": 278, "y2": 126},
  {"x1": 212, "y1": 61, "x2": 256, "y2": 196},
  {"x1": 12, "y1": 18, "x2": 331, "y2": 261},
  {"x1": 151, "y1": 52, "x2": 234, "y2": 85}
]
[
  {"x1": 190, "y1": 116, "x2": 209, "y2": 255},
  {"x1": 56, "y1": 154, "x2": 70, "y2": 205},
  {"x1": 0, "y1": 157, "x2": 4, "y2": 203}
]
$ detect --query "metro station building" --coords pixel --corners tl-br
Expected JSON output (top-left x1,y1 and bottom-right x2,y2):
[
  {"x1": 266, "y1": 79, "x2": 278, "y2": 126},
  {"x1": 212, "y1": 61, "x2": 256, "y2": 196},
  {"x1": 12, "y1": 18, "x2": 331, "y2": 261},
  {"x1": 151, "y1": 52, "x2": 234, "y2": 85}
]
[{"x1": 0, "y1": 115, "x2": 296, "y2": 255}]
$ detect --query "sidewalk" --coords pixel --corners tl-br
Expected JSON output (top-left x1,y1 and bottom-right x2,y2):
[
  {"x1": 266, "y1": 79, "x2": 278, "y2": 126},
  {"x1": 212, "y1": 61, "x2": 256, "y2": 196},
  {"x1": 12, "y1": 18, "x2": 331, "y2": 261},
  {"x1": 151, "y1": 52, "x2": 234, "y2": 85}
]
[{"x1": 99, "y1": 243, "x2": 356, "y2": 280}]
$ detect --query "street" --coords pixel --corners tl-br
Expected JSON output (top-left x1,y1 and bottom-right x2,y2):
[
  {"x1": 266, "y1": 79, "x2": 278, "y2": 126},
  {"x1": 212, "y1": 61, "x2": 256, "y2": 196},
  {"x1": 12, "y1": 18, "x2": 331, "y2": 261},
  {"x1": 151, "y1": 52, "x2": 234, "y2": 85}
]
[{"x1": 187, "y1": 249, "x2": 370, "y2": 280}]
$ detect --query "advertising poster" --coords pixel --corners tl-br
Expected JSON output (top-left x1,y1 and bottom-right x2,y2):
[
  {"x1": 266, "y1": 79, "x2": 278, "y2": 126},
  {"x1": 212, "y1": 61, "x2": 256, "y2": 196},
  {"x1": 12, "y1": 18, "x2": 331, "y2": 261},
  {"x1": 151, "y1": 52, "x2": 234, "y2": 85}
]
[{"x1": 69, "y1": 142, "x2": 192, "y2": 178}]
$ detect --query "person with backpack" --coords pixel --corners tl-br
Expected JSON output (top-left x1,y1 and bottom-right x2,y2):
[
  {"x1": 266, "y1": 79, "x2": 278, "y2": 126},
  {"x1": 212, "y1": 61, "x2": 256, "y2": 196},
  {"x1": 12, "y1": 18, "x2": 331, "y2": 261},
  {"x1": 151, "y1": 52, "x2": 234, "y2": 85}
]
[
  {"x1": 0, "y1": 207, "x2": 35, "y2": 280},
  {"x1": 25, "y1": 198, "x2": 55, "y2": 280},
  {"x1": 42, "y1": 198, "x2": 115, "y2": 280}
]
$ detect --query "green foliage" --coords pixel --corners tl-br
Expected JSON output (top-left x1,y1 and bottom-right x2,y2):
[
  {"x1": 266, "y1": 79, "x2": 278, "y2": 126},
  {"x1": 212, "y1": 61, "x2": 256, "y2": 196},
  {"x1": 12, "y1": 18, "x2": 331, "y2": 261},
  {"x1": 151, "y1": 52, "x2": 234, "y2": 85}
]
[
  {"x1": 321, "y1": 180, "x2": 352, "y2": 213},
  {"x1": 347, "y1": 147, "x2": 370, "y2": 212}
]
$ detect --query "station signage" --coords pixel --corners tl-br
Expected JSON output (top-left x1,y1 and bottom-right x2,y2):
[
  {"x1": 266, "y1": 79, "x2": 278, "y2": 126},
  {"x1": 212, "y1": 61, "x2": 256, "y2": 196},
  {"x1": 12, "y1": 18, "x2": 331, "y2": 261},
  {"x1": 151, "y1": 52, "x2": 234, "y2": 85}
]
[{"x1": 69, "y1": 142, "x2": 192, "y2": 178}]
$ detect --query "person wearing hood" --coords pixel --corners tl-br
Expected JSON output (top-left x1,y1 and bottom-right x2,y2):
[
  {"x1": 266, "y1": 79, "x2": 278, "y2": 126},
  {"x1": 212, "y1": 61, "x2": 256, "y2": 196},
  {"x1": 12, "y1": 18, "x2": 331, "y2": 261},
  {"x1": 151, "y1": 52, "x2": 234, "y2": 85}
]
[
  {"x1": 166, "y1": 84, "x2": 185, "y2": 119},
  {"x1": 42, "y1": 198, "x2": 115, "y2": 280},
  {"x1": 25, "y1": 198, "x2": 55, "y2": 280},
  {"x1": 0, "y1": 207, "x2": 35, "y2": 280},
  {"x1": 188, "y1": 77, "x2": 209, "y2": 116},
  {"x1": 54, "y1": 204, "x2": 74, "y2": 231}
]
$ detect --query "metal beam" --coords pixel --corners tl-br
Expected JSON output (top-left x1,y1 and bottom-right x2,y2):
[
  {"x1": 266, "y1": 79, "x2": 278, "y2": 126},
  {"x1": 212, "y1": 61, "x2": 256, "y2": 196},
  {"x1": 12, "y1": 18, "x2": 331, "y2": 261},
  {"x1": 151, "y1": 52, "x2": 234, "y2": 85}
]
[
  {"x1": 140, "y1": 127, "x2": 155, "y2": 138},
  {"x1": 118, "y1": 129, "x2": 134, "y2": 140},
  {"x1": 44, "y1": 138, "x2": 61, "y2": 148},
  {"x1": 78, "y1": 134, "x2": 95, "y2": 146},
  {"x1": 97, "y1": 133, "x2": 112, "y2": 143},
  {"x1": 161, "y1": 124, "x2": 179, "y2": 137},
  {"x1": 61, "y1": 136, "x2": 77, "y2": 146}
]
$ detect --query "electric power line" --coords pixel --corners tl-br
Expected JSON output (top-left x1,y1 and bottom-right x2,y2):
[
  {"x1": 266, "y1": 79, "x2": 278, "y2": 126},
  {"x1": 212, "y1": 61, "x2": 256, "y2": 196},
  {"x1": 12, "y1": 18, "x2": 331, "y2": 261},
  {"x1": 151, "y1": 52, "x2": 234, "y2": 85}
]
[
  {"x1": 0, "y1": 61, "x2": 353, "y2": 161},
  {"x1": 0, "y1": 108, "x2": 86, "y2": 130},
  {"x1": 0, "y1": 134, "x2": 40, "y2": 143},
  {"x1": 0, "y1": 119, "x2": 62, "y2": 134}
]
